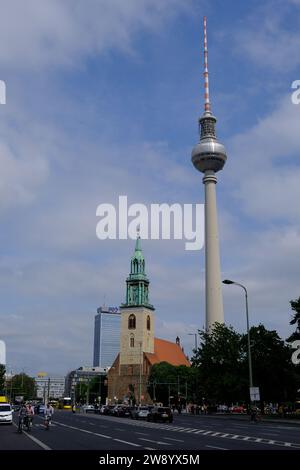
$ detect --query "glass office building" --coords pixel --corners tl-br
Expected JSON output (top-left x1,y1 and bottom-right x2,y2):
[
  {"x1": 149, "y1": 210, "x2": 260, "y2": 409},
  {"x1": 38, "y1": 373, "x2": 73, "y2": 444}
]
[{"x1": 93, "y1": 307, "x2": 121, "y2": 368}]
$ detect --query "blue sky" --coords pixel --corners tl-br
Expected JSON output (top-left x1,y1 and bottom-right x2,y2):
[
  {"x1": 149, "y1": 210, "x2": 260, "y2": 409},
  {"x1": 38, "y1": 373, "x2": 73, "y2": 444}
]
[{"x1": 0, "y1": 0, "x2": 300, "y2": 376}]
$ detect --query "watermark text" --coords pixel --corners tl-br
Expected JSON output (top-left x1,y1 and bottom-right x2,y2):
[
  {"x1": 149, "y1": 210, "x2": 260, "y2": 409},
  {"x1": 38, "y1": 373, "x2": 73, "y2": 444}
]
[{"x1": 96, "y1": 196, "x2": 204, "y2": 251}]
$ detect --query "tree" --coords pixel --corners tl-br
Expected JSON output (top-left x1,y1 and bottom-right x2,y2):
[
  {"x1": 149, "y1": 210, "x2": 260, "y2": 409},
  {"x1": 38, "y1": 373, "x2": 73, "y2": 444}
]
[
  {"x1": 75, "y1": 375, "x2": 108, "y2": 404},
  {"x1": 287, "y1": 297, "x2": 300, "y2": 342},
  {"x1": 191, "y1": 323, "x2": 247, "y2": 404},
  {"x1": 6, "y1": 373, "x2": 36, "y2": 401},
  {"x1": 243, "y1": 324, "x2": 300, "y2": 403},
  {"x1": 0, "y1": 364, "x2": 6, "y2": 394},
  {"x1": 147, "y1": 362, "x2": 195, "y2": 405}
]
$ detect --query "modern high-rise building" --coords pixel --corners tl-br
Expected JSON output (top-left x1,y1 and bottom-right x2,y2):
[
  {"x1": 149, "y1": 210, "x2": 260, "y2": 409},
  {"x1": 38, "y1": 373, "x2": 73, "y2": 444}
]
[
  {"x1": 191, "y1": 17, "x2": 227, "y2": 330},
  {"x1": 93, "y1": 306, "x2": 121, "y2": 368}
]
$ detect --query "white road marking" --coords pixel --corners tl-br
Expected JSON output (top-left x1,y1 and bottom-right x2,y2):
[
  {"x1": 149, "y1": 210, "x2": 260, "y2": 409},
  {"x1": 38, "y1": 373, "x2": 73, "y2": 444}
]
[
  {"x1": 135, "y1": 432, "x2": 149, "y2": 436},
  {"x1": 70, "y1": 415, "x2": 300, "y2": 449},
  {"x1": 163, "y1": 437, "x2": 184, "y2": 442},
  {"x1": 53, "y1": 421, "x2": 111, "y2": 439},
  {"x1": 114, "y1": 439, "x2": 140, "y2": 447},
  {"x1": 206, "y1": 445, "x2": 228, "y2": 450},
  {"x1": 144, "y1": 447, "x2": 157, "y2": 450},
  {"x1": 12, "y1": 422, "x2": 51, "y2": 450},
  {"x1": 138, "y1": 438, "x2": 172, "y2": 446},
  {"x1": 52, "y1": 420, "x2": 141, "y2": 447}
]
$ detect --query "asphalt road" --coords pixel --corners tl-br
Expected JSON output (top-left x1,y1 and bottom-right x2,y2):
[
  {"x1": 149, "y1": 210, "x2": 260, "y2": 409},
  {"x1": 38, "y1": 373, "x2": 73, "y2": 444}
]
[{"x1": 1, "y1": 410, "x2": 300, "y2": 451}]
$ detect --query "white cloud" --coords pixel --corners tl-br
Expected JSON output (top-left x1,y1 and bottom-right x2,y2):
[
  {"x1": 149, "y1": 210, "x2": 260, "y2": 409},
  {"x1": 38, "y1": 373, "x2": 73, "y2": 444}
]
[
  {"x1": 227, "y1": 95, "x2": 300, "y2": 221},
  {"x1": 0, "y1": 133, "x2": 48, "y2": 211},
  {"x1": 0, "y1": 0, "x2": 191, "y2": 69}
]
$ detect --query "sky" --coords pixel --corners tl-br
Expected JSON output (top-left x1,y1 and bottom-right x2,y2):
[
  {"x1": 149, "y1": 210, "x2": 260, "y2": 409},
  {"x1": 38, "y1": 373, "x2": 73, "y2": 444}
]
[{"x1": 0, "y1": 0, "x2": 300, "y2": 376}]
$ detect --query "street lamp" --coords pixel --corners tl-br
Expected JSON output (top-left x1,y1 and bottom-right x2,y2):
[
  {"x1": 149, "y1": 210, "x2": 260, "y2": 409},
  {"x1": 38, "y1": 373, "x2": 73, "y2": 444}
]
[
  {"x1": 139, "y1": 341, "x2": 143, "y2": 406},
  {"x1": 188, "y1": 333, "x2": 198, "y2": 350},
  {"x1": 222, "y1": 279, "x2": 254, "y2": 399}
]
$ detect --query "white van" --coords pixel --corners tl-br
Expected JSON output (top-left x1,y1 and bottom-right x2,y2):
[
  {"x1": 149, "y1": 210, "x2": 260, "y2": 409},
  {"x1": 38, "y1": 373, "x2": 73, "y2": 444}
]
[{"x1": 0, "y1": 403, "x2": 13, "y2": 424}]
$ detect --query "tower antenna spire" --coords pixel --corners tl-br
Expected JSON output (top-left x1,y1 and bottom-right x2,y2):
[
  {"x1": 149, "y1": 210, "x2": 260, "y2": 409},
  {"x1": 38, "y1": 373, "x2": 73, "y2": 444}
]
[{"x1": 203, "y1": 16, "x2": 211, "y2": 114}]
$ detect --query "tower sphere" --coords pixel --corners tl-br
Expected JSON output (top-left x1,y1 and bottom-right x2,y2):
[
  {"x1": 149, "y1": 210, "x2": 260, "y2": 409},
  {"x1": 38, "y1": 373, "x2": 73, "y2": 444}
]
[{"x1": 191, "y1": 114, "x2": 227, "y2": 173}]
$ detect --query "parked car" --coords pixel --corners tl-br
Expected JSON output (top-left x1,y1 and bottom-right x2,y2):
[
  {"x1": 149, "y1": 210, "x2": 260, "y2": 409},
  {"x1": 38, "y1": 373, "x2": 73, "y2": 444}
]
[
  {"x1": 147, "y1": 406, "x2": 173, "y2": 423},
  {"x1": 217, "y1": 404, "x2": 229, "y2": 413},
  {"x1": 83, "y1": 405, "x2": 95, "y2": 413},
  {"x1": 102, "y1": 405, "x2": 116, "y2": 415},
  {"x1": 131, "y1": 406, "x2": 150, "y2": 420},
  {"x1": 0, "y1": 403, "x2": 13, "y2": 424},
  {"x1": 229, "y1": 405, "x2": 246, "y2": 414}
]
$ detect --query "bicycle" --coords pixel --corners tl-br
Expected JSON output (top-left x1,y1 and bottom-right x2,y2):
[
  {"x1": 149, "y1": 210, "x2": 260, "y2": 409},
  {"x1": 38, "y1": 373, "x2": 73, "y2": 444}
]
[
  {"x1": 17, "y1": 417, "x2": 24, "y2": 434},
  {"x1": 44, "y1": 415, "x2": 51, "y2": 430},
  {"x1": 25, "y1": 416, "x2": 33, "y2": 432}
]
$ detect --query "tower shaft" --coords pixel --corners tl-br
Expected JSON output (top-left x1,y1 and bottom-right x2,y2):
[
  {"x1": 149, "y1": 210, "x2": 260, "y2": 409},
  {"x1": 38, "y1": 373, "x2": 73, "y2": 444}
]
[
  {"x1": 203, "y1": 171, "x2": 224, "y2": 328},
  {"x1": 191, "y1": 17, "x2": 227, "y2": 330}
]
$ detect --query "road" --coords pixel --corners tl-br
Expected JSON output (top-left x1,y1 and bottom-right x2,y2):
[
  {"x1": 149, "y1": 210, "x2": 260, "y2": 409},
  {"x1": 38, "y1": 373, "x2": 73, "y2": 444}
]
[{"x1": 1, "y1": 410, "x2": 300, "y2": 451}]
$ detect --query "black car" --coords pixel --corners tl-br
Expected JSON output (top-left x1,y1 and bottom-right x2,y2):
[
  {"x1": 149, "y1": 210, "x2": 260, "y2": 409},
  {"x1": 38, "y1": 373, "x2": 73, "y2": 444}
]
[{"x1": 147, "y1": 407, "x2": 173, "y2": 423}]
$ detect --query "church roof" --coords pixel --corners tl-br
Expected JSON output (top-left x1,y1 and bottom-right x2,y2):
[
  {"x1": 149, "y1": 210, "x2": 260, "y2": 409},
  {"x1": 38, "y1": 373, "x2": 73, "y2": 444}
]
[{"x1": 145, "y1": 338, "x2": 190, "y2": 367}]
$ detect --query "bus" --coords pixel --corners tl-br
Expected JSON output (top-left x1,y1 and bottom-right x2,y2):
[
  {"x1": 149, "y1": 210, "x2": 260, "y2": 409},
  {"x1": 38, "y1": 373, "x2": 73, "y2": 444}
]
[{"x1": 58, "y1": 397, "x2": 72, "y2": 409}]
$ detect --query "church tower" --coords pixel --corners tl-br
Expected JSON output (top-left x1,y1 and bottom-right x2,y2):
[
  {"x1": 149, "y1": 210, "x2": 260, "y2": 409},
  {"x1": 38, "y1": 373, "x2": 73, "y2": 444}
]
[
  {"x1": 107, "y1": 236, "x2": 189, "y2": 404},
  {"x1": 119, "y1": 235, "x2": 155, "y2": 365}
]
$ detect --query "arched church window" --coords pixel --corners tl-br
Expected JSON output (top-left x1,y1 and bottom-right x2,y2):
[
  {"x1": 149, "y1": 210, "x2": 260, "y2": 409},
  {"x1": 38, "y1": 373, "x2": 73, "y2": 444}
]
[
  {"x1": 147, "y1": 315, "x2": 151, "y2": 330},
  {"x1": 128, "y1": 314, "x2": 136, "y2": 329},
  {"x1": 130, "y1": 334, "x2": 134, "y2": 348}
]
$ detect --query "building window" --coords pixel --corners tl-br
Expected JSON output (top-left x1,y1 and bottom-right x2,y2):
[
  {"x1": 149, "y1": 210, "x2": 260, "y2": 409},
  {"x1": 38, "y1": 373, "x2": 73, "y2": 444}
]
[
  {"x1": 147, "y1": 315, "x2": 150, "y2": 330},
  {"x1": 128, "y1": 365, "x2": 133, "y2": 375},
  {"x1": 128, "y1": 314, "x2": 136, "y2": 329},
  {"x1": 130, "y1": 334, "x2": 134, "y2": 348}
]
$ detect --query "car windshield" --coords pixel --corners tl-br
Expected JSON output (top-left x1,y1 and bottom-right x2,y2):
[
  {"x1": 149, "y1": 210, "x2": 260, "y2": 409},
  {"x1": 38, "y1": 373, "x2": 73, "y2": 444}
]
[
  {"x1": 158, "y1": 408, "x2": 169, "y2": 412},
  {"x1": 0, "y1": 405, "x2": 11, "y2": 411},
  {"x1": 139, "y1": 407, "x2": 148, "y2": 410}
]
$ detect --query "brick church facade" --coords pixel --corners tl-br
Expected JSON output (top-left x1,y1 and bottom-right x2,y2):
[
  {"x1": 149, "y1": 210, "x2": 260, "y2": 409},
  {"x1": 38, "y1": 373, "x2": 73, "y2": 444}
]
[{"x1": 107, "y1": 236, "x2": 189, "y2": 404}]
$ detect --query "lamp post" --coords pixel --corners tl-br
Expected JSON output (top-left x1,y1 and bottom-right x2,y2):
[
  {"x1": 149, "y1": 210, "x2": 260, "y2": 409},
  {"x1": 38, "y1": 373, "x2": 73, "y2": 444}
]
[
  {"x1": 222, "y1": 279, "x2": 254, "y2": 398},
  {"x1": 139, "y1": 341, "x2": 142, "y2": 406},
  {"x1": 188, "y1": 333, "x2": 198, "y2": 350}
]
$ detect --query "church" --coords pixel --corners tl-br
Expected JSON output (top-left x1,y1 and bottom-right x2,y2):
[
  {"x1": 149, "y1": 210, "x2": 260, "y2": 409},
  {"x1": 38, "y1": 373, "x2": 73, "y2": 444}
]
[{"x1": 107, "y1": 236, "x2": 190, "y2": 404}]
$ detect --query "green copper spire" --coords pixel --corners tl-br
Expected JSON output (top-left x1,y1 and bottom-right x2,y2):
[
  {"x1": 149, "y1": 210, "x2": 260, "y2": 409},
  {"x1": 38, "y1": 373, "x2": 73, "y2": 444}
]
[{"x1": 121, "y1": 236, "x2": 154, "y2": 309}]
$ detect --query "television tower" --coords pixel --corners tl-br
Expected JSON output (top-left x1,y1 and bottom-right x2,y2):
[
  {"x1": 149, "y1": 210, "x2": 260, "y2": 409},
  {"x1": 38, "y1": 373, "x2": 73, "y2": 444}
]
[{"x1": 191, "y1": 17, "x2": 227, "y2": 330}]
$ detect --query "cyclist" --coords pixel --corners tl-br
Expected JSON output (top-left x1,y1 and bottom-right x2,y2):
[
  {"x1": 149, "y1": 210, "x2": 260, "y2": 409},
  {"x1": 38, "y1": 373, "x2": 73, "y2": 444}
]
[
  {"x1": 18, "y1": 404, "x2": 27, "y2": 433},
  {"x1": 250, "y1": 405, "x2": 260, "y2": 422},
  {"x1": 44, "y1": 403, "x2": 54, "y2": 429},
  {"x1": 26, "y1": 402, "x2": 35, "y2": 430}
]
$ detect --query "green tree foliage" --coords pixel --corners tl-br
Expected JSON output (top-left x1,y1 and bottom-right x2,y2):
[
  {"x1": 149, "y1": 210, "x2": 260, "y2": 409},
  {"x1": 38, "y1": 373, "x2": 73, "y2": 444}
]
[
  {"x1": 287, "y1": 297, "x2": 300, "y2": 342},
  {"x1": 244, "y1": 324, "x2": 300, "y2": 403},
  {"x1": 192, "y1": 323, "x2": 247, "y2": 404},
  {"x1": 190, "y1": 323, "x2": 300, "y2": 405},
  {"x1": 7, "y1": 373, "x2": 36, "y2": 401},
  {"x1": 0, "y1": 364, "x2": 6, "y2": 394},
  {"x1": 147, "y1": 362, "x2": 196, "y2": 405},
  {"x1": 75, "y1": 375, "x2": 108, "y2": 404}
]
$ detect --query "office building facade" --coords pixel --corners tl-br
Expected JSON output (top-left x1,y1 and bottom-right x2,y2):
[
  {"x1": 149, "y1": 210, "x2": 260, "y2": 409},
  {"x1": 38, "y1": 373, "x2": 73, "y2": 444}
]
[{"x1": 93, "y1": 307, "x2": 121, "y2": 368}]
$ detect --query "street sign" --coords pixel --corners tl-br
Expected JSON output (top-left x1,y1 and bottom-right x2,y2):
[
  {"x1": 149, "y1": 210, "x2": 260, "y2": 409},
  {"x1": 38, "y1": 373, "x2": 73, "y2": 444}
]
[
  {"x1": 15, "y1": 396, "x2": 24, "y2": 403},
  {"x1": 250, "y1": 387, "x2": 260, "y2": 401}
]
